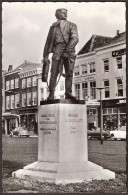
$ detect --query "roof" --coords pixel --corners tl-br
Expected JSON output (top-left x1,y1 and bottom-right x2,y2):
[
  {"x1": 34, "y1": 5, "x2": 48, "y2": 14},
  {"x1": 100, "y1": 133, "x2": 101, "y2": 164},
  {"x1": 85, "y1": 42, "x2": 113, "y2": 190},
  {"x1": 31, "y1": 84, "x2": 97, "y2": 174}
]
[
  {"x1": 14, "y1": 61, "x2": 42, "y2": 73},
  {"x1": 78, "y1": 32, "x2": 126, "y2": 55}
]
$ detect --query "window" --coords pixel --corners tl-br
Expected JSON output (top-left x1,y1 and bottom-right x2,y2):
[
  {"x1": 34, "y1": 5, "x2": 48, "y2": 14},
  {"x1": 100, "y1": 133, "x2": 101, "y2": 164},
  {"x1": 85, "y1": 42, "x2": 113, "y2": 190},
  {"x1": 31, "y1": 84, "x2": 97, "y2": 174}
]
[
  {"x1": 32, "y1": 91, "x2": 37, "y2": 105},
  {"x1": 27, "y1": 92, "x2": 31, "y2": 106},
  {"x1": 89, "y1": 62, "x2": 95, "y2": 73},
  {"x1": 75, "y1": 84, "x2": 80, "y2": 100},
  {"x1": 103, "y1": 59, "x2": 109, "y2": 72},
  {"x1": 41, "y1": 88, "x2": 45, "y2": 101},
  {"x1": 22, "y1": 79, "x2": 26, "y2": 89},
  {"x1": 103, "y1": 108, "x2": 107, "y2": 114},
  {"x1": 15, "y1": 78, "x2": 19, "y2": 88},
  {"x1": 74, "y1": 66, "x2": 79, "y2": 76},
  {"x1": 117, "y1": 57, "x2": 122, "y2": 69},
  {"x1": 6, "y1": 96, "x2": 10, "y2": 109},
  {"x1": 82, "y1": 82, "x2": 88, "y2": 99},
  {"x1": 117, "y1": 78, "x2": 123, "y2": 97},
  {"x1": 82, "y1": 64, "x2": 87, "y2": 74},
  {"x1": 60, "y1": 81, "x2": 64, "y2": 91},
  {"x1": 87, "y1": 109, "x2": 96, "y2": 115},
  {"x1": 11, "y1": 95, "x2": 14, "y2": 109},
  {"x1": 22, "y1": 94, "x2": 26, "y2": 107},
  {"x1": 103, "y1": 108, "x2": 117, "y2": 115},
  {"x1": 6, "y1": 81, "x2": 10, "y2": 90},
  {"x1": 15, "y1": 94, "x2": 19, "y2": 108},
  {"x1": 119, "y1": 108, "x2": 126, "y2": 114},
  {"x1": 104, "y1": 80, "x2": 110, "y2": 98},
  {"x1": 27, "y1": 78, "x2": 31, "y2": 88},
  {"x1": 32, "y1": 76, "x2": 37, "y2": 86},
  {"x1": 90, "y1": 81, "x2": 96, "y2": 99},
  {"x1": 10, "y1": 80, "x2": 14, "y2": 89}
]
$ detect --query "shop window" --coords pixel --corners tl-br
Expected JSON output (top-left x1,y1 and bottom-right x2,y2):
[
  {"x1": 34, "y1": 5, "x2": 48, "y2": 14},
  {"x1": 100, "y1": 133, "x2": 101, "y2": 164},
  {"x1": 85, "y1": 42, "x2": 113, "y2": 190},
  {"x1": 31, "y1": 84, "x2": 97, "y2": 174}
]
[
  {"x1": 103, "y1": 59, "x2": 109, "y2": 72},
  {"x1": 22, "y1": 93, "x2": 26, "y2": 107},
  {"x1": 119, "y1": 107, "x2": 126, "y2": 127},
  {"x1": 32, "y1": 91, "x2": 37, "y2": 105},
  {"x1": 108, "y1": 108, "x2": 112, "y2": 114},
  {"x1": 10, "y1": 80, "x2": 14, "y2": 89},
  {"x1": 117, "y1": 56, "x2": 122, "y2": 69},
  {"x1": 60, "y1": 81, "x2": 64, "y2": 91},
  {"x1": 117, "y1": 78, "x2": 123, "y2": 97},
  {"x1": 74, "y1": 66, "x2": 79, "y2": 76},
  {"x1": 22, "y1": 78, "x2": 26, "y2": 89},
  {"x1": 82, "y1": 82, "x2": 88, "y2": 99},
  {"x1": 119, "y1": 107, "x2": 126, "y2": 114},
  {"x1": 90, "y1": 81, "x2": 96, "y2": 99},
  {"x1": 32, "y1": 76, "x2": 37, "y2": 86},
  {"x1": 103, "y1": 108, "x2": 107, "y2": 114},
  {"x1": 15, "y1": 94, "x2": 19, "y2": 108},
  {"x1": 15, "y1": 78, "x2": 19, "y2": 88},
  {"x1": 104, "y1": 80, "x2": 110, "y2": 98},
  {"x1": 27, "y1": 77, "x2": 31, "y2": 88},
  {"x1": 6, "y1": 81, "x2": 10, "y2": 90},
  {"x1": 75, "y1": 84, "x2": 80, "y2": 100},
  {"x1": 113, "y1": 108, "x2": 117, "y2": 114},
  {"x1": 89, "y1": 62, "x2": 95, "y2": 73},
  {"x1": 11, "y1": 95, "x2": 14, "y2": 109},
  {"x1": 6, "y1": 96, "x2": 10, "y2": 109},
  {"x1": 82, "y1": 64, "x2": 87, "y2": 74},
  {"x1": 27, "y1": 92, "x2": 31, "y2": 106}
]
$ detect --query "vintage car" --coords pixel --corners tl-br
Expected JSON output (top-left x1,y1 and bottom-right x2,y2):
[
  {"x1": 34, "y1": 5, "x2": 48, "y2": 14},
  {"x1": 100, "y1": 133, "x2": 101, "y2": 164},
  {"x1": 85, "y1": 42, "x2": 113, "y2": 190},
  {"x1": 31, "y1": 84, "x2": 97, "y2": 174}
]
[
  {"x1": 87, "y1": 128, "x2": 110, "y2": 140},
  {"x1": 109, "y1": 126, "x2": 126, "y2": 140},
  {"x1": 10, "y1": 127, "x2": 30, "y2": 137}
]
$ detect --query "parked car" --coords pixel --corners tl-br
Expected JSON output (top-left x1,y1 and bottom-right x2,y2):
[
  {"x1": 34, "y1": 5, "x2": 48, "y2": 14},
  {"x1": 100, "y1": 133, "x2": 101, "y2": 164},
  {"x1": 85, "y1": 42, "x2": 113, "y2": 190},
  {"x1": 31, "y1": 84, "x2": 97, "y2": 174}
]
[
  {"x1": 87, "y1": 128, "x2": 110, "y2": 140},
  {"x1": 10, "y1": 127, "x2": 30, "y2": 137},
  {"x1": 109, "y1": 126, "x2": 126, "y2": 140}
]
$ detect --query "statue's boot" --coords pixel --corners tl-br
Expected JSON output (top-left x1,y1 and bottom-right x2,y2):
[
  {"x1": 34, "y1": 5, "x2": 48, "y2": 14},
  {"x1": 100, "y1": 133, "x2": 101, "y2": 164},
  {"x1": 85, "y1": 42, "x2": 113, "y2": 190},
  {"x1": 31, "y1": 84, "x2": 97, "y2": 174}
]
[
  {"x1": 47, "y1": 91, "x2": 54, "y2": 100},
  {"x1": 65, "y1": 76, "x2": 76, "y2": 100},
  {"x1": 47, "y1": 76, "x2": 57, "y2": 100}
]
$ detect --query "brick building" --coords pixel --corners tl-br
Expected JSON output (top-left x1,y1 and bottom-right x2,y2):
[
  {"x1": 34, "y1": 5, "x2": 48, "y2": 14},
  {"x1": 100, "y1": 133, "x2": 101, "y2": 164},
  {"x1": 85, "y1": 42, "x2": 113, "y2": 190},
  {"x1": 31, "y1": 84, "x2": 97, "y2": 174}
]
[{"x1": 2, "y1": 61, "x2": 65, "y2": 134}]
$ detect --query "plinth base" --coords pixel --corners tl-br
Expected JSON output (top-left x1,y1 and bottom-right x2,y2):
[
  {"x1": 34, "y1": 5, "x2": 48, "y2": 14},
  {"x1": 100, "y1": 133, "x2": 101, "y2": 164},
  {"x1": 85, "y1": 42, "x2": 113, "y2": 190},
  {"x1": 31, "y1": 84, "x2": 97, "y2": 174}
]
[{"x1": 12, "y1": 161, "x2": 115, "y2": 184}]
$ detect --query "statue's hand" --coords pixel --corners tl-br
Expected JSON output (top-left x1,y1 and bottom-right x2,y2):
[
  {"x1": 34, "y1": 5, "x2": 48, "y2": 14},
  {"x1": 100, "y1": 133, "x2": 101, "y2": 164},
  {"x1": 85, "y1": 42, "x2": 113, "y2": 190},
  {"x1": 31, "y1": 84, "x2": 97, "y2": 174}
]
[
  {"x1": 63, "y1": 52, "x2": 69, "y2": 58},
  {"x1": 43, "y1": 57, "x2": 50, "y2": 64}
]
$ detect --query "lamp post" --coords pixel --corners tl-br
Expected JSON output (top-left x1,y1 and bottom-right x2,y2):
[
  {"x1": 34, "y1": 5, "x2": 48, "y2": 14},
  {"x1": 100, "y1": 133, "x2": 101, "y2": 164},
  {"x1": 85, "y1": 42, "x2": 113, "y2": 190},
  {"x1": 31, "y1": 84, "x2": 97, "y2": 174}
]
[{"x1": 96, "y1": 87, "x2": 104, "y2": 144}]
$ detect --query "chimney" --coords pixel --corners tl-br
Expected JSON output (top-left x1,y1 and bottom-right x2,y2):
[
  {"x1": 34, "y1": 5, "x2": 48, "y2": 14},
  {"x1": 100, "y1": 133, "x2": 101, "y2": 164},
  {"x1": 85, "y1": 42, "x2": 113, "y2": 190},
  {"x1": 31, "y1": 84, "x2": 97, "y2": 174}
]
[
  {"x1": 8, "y1": 65, "x2": 13, "y2": 72},
  {"x1": 117, "y1": 30, "x2": 120, "y2": 36}
]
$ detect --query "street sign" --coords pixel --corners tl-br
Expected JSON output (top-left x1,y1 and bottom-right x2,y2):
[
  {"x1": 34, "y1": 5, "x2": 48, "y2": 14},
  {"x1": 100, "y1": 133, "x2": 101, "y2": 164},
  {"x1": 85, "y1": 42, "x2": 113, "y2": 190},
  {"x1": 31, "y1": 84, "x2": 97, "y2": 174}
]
[{"x1": 86, "y1": 101, "x2": 100, "y2": 106}]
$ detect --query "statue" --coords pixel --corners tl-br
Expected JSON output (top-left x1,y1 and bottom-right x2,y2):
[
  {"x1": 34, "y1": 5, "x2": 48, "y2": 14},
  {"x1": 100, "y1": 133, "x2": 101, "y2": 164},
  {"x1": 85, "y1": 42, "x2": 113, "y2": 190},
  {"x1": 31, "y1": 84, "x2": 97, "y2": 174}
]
[{"x1": 42, "y1": 8, "x2": 79, "y2": 100}]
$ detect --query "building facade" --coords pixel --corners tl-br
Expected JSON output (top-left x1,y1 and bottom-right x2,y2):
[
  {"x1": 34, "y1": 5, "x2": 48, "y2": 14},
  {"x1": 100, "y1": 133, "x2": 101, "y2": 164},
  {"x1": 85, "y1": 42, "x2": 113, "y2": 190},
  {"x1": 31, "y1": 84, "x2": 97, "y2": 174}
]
[
  {"x1": 3, "y1": 61, "x2": 65, "y2": 134},
  {"x1": 73, "y1": 32, "x2": 126, "y2": 130}
]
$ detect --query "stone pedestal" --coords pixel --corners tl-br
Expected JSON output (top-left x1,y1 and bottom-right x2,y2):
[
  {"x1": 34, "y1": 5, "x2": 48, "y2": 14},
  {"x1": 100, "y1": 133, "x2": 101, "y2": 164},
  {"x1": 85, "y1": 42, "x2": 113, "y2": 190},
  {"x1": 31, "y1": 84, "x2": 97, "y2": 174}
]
[{"x1": 12, "y1": 99, "x2": 115, "y2": 184}]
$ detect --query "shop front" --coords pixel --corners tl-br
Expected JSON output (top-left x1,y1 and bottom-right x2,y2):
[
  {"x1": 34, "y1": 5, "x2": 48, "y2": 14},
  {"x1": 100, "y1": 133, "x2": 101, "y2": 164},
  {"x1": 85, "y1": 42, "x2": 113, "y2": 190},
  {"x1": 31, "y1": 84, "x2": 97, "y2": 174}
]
[
  {"x1": 86, "y1": 100, "x2": 100, "y2": 130},
  {"x1": 2, "y1": 113, "x2": 19, "y2": 134},
  {"x1": 102, "y1": 99, "x2": 126, "y2": 130},
  {"x1": 20, "y1": 108, "x2": 38, "y2": 134}
]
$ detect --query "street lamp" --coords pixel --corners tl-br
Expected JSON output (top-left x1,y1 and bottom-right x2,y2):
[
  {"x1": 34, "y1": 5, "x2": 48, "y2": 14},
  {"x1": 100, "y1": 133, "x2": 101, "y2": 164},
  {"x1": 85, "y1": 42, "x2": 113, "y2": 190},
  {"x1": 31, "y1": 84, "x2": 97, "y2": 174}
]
[{"x1": 96, "y1": 87, "x2": 104, "y2": 144}]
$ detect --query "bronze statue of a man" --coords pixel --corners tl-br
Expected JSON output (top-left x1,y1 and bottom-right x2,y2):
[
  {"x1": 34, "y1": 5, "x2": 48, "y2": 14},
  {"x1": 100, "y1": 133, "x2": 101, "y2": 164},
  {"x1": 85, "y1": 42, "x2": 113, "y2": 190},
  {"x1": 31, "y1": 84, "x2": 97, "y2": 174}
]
[{"x1": 42, "y1": 8, "x2": 79, "y2": 100}]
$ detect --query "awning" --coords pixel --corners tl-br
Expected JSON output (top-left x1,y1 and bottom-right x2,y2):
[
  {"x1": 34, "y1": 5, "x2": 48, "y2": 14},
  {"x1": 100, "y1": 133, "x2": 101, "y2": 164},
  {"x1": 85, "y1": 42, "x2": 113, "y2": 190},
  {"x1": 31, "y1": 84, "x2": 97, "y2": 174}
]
[{"x1": 2, "y1": 112, "x2": 19, "y2": 118}]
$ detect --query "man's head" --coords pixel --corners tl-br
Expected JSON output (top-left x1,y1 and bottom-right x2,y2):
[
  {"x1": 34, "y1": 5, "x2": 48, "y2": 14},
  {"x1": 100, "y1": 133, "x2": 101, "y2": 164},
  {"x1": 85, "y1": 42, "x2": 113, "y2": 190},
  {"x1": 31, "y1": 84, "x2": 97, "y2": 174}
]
[{"x1": 55, "y1": 8, "x2": 67, "y2": 20}]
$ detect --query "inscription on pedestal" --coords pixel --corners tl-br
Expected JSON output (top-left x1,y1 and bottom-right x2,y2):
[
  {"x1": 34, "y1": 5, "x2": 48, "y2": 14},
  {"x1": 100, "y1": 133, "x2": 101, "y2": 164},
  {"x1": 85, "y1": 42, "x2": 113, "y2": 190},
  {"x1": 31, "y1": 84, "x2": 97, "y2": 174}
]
[{"x1": 39, "y1": 113, "x2": 57, "y2": 134}]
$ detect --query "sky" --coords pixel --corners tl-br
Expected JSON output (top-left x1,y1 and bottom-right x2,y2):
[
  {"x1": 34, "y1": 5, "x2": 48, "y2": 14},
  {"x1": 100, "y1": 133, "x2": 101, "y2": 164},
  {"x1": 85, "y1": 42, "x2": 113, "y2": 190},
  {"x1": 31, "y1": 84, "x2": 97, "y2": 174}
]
[{"x1": 2, "y1": 2, "x2": 126, "y2": 70}]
